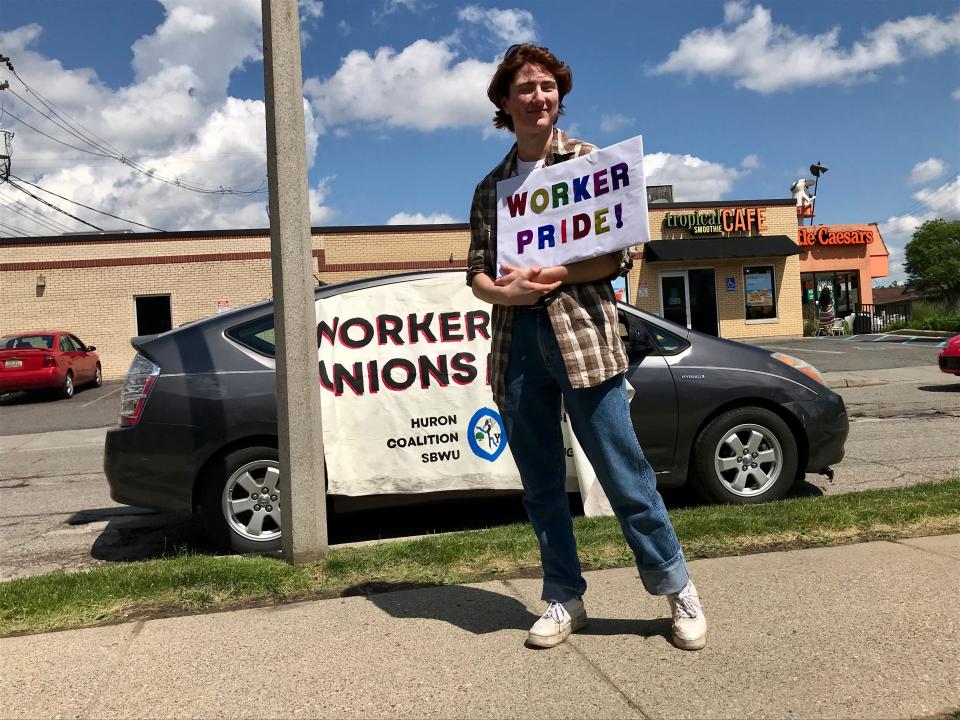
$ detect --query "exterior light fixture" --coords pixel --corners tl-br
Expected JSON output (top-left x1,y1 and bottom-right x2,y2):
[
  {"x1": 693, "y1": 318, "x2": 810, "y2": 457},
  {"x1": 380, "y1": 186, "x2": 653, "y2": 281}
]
[
  {"x1": 36, "y1": 274, "x2": 46, "y2": 288},
  {"x1": 808, "y1": 161, "x2": 829, "y2": 225}
]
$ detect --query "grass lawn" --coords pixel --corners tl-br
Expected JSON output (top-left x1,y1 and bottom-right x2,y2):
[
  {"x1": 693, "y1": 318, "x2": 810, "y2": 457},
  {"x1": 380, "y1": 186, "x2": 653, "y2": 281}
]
[{"x1": 1, "y1": 479, "x2": 958, "y2": 637}]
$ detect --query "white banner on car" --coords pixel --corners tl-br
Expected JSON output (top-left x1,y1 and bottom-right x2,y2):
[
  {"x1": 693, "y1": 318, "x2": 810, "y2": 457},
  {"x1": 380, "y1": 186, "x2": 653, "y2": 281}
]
[
  {"x1": 315, "y1": 274, "x2": 590, "y2": 499},
  {"x1": 496, "y1": 134, "x2": 650, "y2": 273}
]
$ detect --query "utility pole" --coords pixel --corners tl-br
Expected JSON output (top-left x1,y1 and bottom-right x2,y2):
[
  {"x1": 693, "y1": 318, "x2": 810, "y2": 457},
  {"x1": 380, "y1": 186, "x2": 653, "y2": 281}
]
[{"x1": 261, "y1": 0, "x2": 328, "y2": 563}]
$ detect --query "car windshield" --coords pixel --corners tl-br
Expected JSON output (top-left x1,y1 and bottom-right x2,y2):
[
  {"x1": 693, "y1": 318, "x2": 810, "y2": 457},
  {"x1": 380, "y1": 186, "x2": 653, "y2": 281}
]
[{"x1": 1, "y1": 334, "x2": 55, "y2": 350}]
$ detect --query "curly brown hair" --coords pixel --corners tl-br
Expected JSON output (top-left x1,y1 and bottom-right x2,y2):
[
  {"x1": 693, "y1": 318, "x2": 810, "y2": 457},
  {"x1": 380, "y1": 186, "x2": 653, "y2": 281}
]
[{"x1": 487, "y1": 44, "x2": 572, "y2": 132}]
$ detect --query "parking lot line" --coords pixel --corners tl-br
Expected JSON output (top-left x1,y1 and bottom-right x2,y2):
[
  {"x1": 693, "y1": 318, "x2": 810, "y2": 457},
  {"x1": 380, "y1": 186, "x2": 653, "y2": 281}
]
[
  {"x1": 80, "y1": 386, "x2": 121, "y2": 408},
  {"x1": 764, "y1": 345, "x2": 845, "y2": 355}
]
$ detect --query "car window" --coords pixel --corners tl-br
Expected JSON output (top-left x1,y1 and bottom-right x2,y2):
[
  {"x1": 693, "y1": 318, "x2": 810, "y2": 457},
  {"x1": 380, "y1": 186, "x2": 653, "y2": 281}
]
[
  {"x1": 227, "y1": 315, "x2": 276, "y2": 357},
  {"x1": 2, "y1": 334, "x2": 55, "y2": 350},
  {"x1": 69, "y1": 335, "x2": 86, "y2": 351},
  {"x1": 59, "y1": 336, "x2": 71, "y2": 352},
  {"x1": 642, "y1": 321, "x2": 689, "y2": 355},
  {"x1": 618, "y1": 309, "x2": 657, "y2": 357}
]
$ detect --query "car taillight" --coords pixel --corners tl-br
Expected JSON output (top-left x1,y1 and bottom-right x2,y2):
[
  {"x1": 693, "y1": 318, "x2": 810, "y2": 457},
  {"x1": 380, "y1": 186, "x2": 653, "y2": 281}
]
[
  {"x1": 42, "y1": 355, "x2": 56, "y2": 367},
  {"x1": 119, "y1": 354, "x2": 161, "y2": 427},
  {"x1": 771, "y1": 352, "x2": 825, "y2": 386}
]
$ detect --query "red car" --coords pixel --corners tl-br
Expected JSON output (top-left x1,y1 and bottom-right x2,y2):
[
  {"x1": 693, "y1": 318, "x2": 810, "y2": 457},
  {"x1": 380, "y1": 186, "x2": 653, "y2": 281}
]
[
  {"x1": 939, "y1": 334, "x2": 960, "y2": 376},
  {"x1": 0, "y1": 331, "x2": 102, "y2": 399}
]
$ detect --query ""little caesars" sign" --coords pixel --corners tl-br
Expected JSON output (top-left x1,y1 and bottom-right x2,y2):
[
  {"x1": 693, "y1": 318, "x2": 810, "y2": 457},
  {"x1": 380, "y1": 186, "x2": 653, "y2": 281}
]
[
  {"x1": 495, "y1": 135, "x2": 650, "y2": 271},
  {"x1": 663, "y1": 207, "x2": 769, "y2": 235}
]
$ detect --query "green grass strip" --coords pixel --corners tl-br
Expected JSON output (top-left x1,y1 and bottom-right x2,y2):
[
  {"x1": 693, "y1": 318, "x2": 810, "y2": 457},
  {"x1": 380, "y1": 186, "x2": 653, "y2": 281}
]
[{"x1": 2, "y1": 480, "x2": 958, "y2": 637}]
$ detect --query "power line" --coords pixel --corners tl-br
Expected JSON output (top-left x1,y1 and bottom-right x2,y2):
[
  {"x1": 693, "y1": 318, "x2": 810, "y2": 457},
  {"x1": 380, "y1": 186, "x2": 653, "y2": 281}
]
[
  {"x1": 0, "y1": 190, "x2": 74, "y2": 232},
  {"x1": 1, "y1": 63, "x2": 267, "y2": 196},
  {"x1": 0, "y1": 198, "x2": 68, "y2": 234},
  {"x1": 1, "y1": 107, "x2": 114, "y2": 158},
  {"x1": 9, "y1": 174, "x2": 166, "y2": 232},
  {"x1": 0, "y1": 219, "x2": 32, "y2": 236},
  {"x1": 4, "y1": 177, "x2": 103, "y2": 231}
]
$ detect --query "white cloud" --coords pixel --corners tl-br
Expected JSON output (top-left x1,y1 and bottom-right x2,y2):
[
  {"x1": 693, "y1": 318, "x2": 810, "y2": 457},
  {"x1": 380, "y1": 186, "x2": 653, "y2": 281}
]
[
  {"x1": 908, "y1": 157, "x2": 946, "y2": 185},
  {"x1": 599, "y1": 113, "x2": 635, "y2": 134},
  {"x1": 0, "y1": 3, "x2": 334, "y2": 234},
  {"x1": 724, "y1": 1, "x2": 749, "y2": 25},
  {"x1": 653, "y1": 4, "x2": 960, "y2": 93},
  {"x1": 953, "y1": 87, "x2": 960, "y2": 100},
  {"x1": 373, "y1": 0, "x2": 424, "y2": 22},
  {"x1": 645, "y1": 152, "x2": 743, "y2": 200},
  {"x1": 299, "y1": 0, "x2": 324, "y2": 19},
  {"x1": 338, "y1": 20, "x2": 351, "y2": 36},
  {"x1": 457, "y1": 6, "x2": 536, "y2": 44},
  {"x1": 741, "y1": 153, "x2": 760, "y2": 169},
  {"x1": 304, "y1": 40, "x2": 496, "y2": 131},
  {"x1": 880, "y1": 175, "x2": 960, "y2": 242},
  {"x1": 387, "y1": 211, "x2": 458, "y2": 225}
]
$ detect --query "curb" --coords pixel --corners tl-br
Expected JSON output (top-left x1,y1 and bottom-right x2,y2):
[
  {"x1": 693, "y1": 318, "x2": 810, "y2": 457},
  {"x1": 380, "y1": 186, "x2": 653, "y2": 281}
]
[{"x1": 826, "y1": 377, "x2": 886, "y2": 389}]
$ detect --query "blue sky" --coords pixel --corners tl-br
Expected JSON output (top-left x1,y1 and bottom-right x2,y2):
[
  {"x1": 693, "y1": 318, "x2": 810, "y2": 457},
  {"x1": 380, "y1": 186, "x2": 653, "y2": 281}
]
[{"x1": 1, "y1": 0, "x2": 958, "y2": 283}]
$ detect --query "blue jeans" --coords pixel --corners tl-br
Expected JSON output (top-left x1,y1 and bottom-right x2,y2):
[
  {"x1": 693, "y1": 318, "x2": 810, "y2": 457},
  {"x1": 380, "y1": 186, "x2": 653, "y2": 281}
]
[{"x1": 501, "y1": 306, "x2": 689, "y2": 601}]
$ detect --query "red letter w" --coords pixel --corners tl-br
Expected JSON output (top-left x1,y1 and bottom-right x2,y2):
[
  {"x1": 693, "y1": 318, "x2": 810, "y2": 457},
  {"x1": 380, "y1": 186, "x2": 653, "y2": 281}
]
[{"x1": 506, "y1": 192, "x2": 528, "y2": 218}]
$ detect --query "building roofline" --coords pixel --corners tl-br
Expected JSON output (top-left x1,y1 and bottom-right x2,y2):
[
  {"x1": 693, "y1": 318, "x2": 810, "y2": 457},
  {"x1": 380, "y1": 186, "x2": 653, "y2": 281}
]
[{"x1": 0, "y1": 198, "x2": 798, "y2": 247}]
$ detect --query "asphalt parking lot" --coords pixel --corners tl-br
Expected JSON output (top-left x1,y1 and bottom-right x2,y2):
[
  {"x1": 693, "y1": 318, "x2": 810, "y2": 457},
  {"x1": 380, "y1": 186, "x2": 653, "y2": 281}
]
[
  {"x1": 0, "y1": 380, "x2": 122, "y2": 435},
  {"x1": 747, "y1": 333, "x2": 948, "y2": 373}
]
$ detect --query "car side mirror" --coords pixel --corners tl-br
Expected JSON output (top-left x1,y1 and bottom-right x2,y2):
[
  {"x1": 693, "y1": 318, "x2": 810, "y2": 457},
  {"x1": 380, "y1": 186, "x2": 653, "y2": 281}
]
[{"x1": 85, "y1": 345, "x2": 96, "y2": 352}]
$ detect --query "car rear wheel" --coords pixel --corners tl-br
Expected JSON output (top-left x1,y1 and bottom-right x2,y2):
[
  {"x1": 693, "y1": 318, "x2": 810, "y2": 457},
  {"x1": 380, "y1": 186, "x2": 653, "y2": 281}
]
[
  {"x1": 92, "y1": 363, "x2": 102, "y2": 387},
  {"x1": 61, "y1": 371, "x2": 75, "y2": 399},
  {"x1": 200, "y1": 446, "x2": 282, "y2": 553},
  {"x1": 692, "y1": 406, "x2": 798, "y2": 504}
]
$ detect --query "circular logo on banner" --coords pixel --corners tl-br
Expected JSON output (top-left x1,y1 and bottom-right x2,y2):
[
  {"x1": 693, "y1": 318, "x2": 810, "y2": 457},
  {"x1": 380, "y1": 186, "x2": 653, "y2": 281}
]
[{"x1": 468, "y1": 408, "x2": 506, "y2": 462}]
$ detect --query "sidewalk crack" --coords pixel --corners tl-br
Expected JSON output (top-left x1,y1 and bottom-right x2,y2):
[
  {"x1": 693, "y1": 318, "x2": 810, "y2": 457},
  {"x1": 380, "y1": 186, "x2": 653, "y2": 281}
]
[
  {"x1": 889, "y1": 539, "x2": 960, "y2": 563},
  {"x1": 501, "y1": 579, "x2": 652, "y2": 720}
]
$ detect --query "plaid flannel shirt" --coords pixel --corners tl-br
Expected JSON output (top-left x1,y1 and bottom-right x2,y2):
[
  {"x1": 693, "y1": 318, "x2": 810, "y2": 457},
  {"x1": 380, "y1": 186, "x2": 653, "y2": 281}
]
[{"x1": 467, "y1": 128, "x2": 633, "y2": 409}]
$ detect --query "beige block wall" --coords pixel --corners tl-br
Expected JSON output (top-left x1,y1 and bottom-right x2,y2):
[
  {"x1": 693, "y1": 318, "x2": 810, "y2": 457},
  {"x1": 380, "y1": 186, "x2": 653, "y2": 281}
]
[
  {"x1": 626, "y1": 203, "x2": 803, "y2": 339},
  {"x1": 1, "y1": 207, "x2": 802, "y2": 383},
  {"x1": 1, "y1": 257, "x2": 278, "y2": 380}
]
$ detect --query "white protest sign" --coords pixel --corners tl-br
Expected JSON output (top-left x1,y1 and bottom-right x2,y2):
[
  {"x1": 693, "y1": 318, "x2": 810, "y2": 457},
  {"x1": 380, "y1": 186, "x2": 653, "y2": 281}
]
[
  {"x1": 315, "y1": 274, "x2": 579, "y2": 497},
  {"x1": 496, "y1": 134, "x2": 650, "y2": 272}
]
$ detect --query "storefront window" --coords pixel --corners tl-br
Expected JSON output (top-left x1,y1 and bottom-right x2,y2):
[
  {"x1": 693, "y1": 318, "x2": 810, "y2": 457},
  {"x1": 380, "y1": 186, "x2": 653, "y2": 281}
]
[
  {"x1": 744, "y1": 265, "x2": 777, "y2": 321},
  {"x1": 801, "y1": 271, "x2": 860, "y2": 317}
]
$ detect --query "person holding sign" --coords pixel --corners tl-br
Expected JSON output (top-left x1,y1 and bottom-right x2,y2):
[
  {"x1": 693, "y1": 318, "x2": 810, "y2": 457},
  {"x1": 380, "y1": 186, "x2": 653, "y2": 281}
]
[{"x1": 467, "y1": 44, "x2": 706, "y2": 651}]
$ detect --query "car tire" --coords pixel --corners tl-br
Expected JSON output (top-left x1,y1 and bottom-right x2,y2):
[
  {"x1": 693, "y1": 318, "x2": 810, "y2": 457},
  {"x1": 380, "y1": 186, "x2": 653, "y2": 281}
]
[
  {"x1": 61, "y1": 371, "x2": 75, "y2": 399},
  {"x1": 691, "y1": 406, "x2": 798, "y2": 504},
  {"x1": 92, "y1": 363, "x2": 103, "y2": 387},
  {"x1": 200, "y1": 446, "x2": 282, "y2": 554}
]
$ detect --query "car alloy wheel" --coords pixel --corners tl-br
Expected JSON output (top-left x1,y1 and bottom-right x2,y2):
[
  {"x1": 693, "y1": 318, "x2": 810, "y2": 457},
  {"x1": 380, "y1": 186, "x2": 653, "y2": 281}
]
[
  {"x1": 221, "y1": 459, "x2": 282, "y2": 545},
  {"x1": 692, "y1": 406, "x2": 798, "y2": 504},
  {"x1": 62, "y1": 371, "x2": 74, "y2": 399},
  {"x1": 94, "y1": 363, "x2": 102, "y2": 387},
  {"x1": 713, "y1": 423, "x2": 782, "y2": 497}
]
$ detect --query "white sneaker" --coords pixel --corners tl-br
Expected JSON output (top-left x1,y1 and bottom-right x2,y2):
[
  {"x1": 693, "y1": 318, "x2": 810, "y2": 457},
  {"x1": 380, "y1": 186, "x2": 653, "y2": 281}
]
[
  {"x1": 668, "y1": 580, "x2": 707, "y2": 650},
  {"x1": 526, "y1": 598, "x2": 587, "y2": 648}
]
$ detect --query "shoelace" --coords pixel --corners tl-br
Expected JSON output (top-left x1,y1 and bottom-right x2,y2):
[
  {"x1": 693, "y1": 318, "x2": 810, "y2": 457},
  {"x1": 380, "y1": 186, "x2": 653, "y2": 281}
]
[
  {"x1": 543, "y1": 602, "x2": 568, "y2": 624},
  {"x1": 671, "y1": 590, "x2": 701, "y2": 619}
]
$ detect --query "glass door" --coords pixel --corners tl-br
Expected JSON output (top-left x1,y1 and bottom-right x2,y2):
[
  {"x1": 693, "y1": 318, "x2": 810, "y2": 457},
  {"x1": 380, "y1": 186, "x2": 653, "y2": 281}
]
[{"x1": 659, "y1": 273, "x2": 689, "y2": 328}]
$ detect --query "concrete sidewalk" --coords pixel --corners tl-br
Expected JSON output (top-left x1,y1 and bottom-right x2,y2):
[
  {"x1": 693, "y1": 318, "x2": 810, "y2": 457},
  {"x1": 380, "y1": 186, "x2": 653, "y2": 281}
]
[
  {"x1": 824, "y1": 363, "x2": 952, "y2": 388},
  {"x1": 3, "y1": 536, "x2": 958, "y2": 719}
]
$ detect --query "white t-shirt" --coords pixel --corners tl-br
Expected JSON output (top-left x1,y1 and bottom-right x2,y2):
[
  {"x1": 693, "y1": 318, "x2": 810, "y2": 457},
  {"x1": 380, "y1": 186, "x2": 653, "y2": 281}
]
[{"x1": 516, "y1": 158, "x2": 545, "y2": 177}]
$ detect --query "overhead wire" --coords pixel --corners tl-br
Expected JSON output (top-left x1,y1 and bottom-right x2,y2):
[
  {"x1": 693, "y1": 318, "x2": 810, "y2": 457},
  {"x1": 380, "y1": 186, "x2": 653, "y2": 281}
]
[
  {"x1": 0, "y1": 219, "x2": 32, "y2": 236},
  {"x1": 4, "y1": 177, "x2": 103, "y2": 231},
  {"x1": 0, "y1": 199, "x2": 62, "y2": 233},
  {"x1": 9, "y1": 174, "x2": 166, "y2": 232},
  {"x1": 2, "y1": 67, "x2": 267, "y2": 196},
  {"x1": 0, "y1": 190, "x2": 74, "y2": 232}
]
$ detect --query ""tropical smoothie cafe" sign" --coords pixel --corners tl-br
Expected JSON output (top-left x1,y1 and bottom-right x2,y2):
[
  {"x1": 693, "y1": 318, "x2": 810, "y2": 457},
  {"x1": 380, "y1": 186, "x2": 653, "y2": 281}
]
[
  {"x1": 495, "y1": 135, "x2": 650, "y2": 272},
  {"x1": 662, "y1": 207, "x2": 769, "y2": 235}
]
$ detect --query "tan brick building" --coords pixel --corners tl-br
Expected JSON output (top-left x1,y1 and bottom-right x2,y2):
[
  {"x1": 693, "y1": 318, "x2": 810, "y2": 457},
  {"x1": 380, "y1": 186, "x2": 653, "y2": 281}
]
[{"x1": 0, "y1": 196, "x2": 804, "y2": 381}]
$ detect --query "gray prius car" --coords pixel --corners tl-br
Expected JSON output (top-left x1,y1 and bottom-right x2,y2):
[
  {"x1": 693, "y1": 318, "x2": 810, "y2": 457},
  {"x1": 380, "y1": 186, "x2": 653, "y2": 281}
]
[{"x1": 105, "y1": 271, "x2": 847, "y2": 553}]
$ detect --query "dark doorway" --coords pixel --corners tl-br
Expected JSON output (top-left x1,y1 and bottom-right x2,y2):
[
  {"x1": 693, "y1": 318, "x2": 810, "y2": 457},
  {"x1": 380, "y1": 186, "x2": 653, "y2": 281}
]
[
  {"x1": 660, "y1": 274, "x2": 688, "y2": 327},
  {"x1": 688, "y1": 269, "x2": 718, "y2": 336},
  {"x1": 135, "y1": 295, "x2": 172, "y2": 335}
]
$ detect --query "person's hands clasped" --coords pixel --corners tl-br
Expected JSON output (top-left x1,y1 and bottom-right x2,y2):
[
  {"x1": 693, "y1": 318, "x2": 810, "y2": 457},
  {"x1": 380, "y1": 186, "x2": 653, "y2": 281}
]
[{"x1": 495, "y1": 264, "x2": 561, "y2": 305}]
